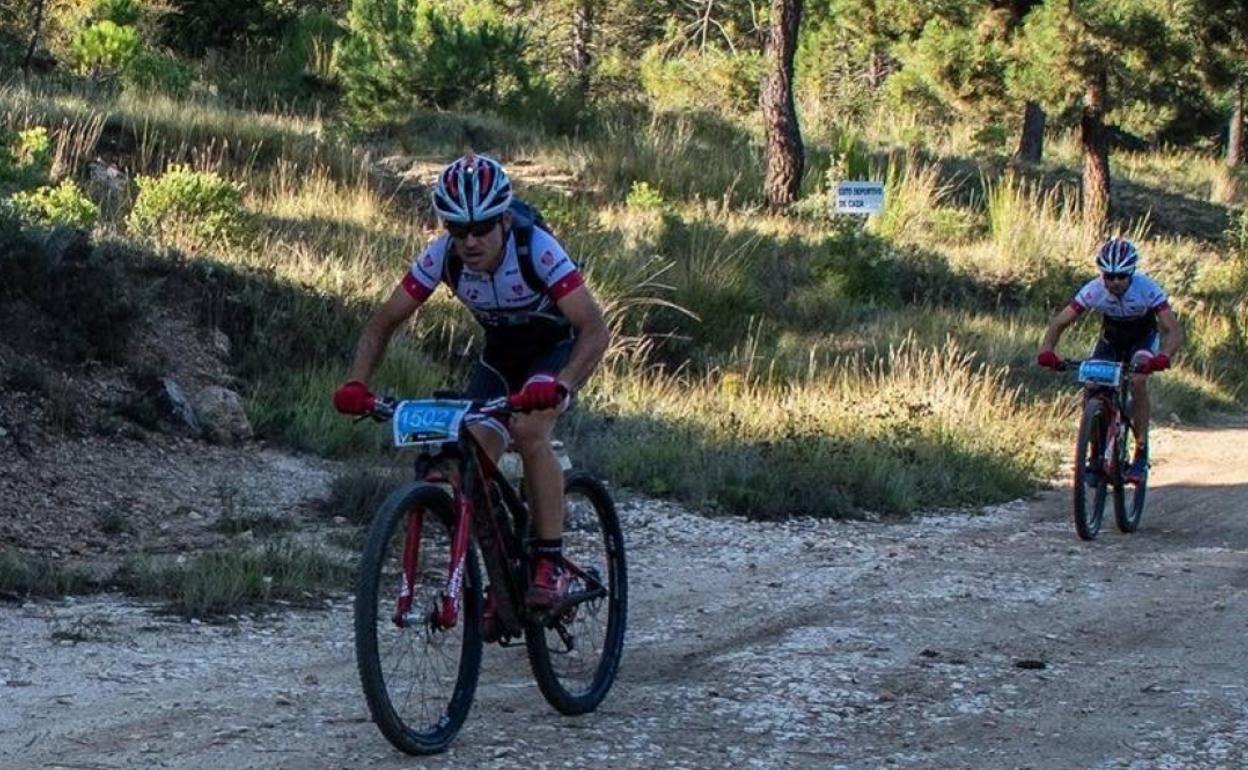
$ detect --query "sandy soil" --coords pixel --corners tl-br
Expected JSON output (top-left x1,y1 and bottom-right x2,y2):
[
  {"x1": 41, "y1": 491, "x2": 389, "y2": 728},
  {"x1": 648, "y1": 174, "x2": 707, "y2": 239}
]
[{"x1": 3, "y1": 419, "x2": 1248, "y2": 770}]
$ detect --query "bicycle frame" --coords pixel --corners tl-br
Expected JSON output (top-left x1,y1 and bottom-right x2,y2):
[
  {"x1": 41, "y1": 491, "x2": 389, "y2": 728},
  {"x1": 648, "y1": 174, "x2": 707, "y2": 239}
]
[
  {"x1": 381, "y1": 398, "x2": 611, "y2": 641},
  {"x1": 1069, "y1": 358, "x2": 1140, "y2": 482},
  {"x1": 387, "y1": 420, "x2": 536, "y2": 638}
]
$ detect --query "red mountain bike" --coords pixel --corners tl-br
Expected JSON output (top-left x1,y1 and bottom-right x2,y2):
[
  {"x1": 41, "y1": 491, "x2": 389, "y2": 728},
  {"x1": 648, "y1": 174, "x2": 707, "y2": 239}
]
[
  {"x1": 1057, "y1": 358, "x2": 1153, "y2": 540},
  {"x1": 353, "y1": 395, "x2": 627, "y2": 754}
]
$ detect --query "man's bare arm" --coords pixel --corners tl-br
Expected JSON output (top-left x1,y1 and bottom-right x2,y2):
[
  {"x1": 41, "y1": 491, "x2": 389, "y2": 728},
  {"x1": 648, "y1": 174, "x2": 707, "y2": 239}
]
[
  {"x1": 346, "y1": 285, "x2": 423, "y2": 383},
  {"x1": 554, "y1": 286, "x2": 610, "y2": 391}
]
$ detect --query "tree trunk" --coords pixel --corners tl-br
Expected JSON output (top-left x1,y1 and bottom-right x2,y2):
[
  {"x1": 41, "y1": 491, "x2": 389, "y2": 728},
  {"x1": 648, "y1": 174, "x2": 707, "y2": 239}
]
[
  {"x1": 1015, "y1": 100, "x2": 1045, "y2": 162},
  {"x1": 568, "y1": 0, "x2": 594, "y2": 98},
  {"x1": 22, "y1": 0, "x2": 47, "y2": 72},
  {"x1": 762, "y1": 0, "x2": 804, "y2": 211},
  {"x1": 1213, "y1": 77, "x2": 1245, "y2": 204},
  {"x1": 1081, "y1": 70, "x2": 1111, "y2": 233},
  {"x1": 1228, "y1": 77, "x2": 1244, "y2": 168}
]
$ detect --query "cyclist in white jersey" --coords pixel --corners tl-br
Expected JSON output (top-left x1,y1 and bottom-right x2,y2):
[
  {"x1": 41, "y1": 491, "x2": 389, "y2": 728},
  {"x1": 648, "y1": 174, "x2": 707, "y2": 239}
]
[
  {"x1": 1036, "y1": 237, "x2": 1184, "y2": 481},
  {"x1": 332, "y1": 154, "x2": 610, "y2": 630}
]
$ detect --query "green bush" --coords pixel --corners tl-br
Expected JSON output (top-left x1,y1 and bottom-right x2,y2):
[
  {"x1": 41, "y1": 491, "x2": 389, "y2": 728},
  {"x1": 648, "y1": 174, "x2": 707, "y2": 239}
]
[
  {"x1": 0, "y1": 127, "x2": 51, "y2": 190},
  {"x1": 335, "y1": 0, "x2": 537, "y2": 128},
  {"x1": 9, "y1": 179, "x2": 100, "y2": 229},
  {"x1": 639, "y1": 45, "x2": 762, "y2": 116},
  {"x1": 70, "y1": 20, "x2": 142, "y2": 76},
  {"x1": 123, "y1": 50, "x2": 193, "y2": 97},
  {"x1": 127, "y1": 165, "x2": 248, "y2": 252},
  {"x1": 625, "y1": 180, "x2": 665, "y2": 211}
]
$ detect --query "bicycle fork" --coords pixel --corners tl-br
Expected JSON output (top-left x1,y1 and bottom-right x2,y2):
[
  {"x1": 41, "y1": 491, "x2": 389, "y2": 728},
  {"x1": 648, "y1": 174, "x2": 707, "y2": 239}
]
[{"x1": 393, "y1": 483, "x2": 473, "y2": 631}]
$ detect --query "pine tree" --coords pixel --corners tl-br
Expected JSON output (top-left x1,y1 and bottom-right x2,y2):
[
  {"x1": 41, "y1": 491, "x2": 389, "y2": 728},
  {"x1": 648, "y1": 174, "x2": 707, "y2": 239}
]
[
  {"x1": 1193, "y1": 0, "x2": 1248, "y2": 202},
  {"x1": 762, "y1": 0, "x2": 803, "y2": 210},
  {"x1": 1010, "y1": 0, "x2": 1188, "y2": 232}
]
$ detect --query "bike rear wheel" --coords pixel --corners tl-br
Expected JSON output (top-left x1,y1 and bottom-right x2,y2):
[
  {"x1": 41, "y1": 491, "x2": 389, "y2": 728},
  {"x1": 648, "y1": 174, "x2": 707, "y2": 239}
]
[
  {"x1": 1073, "y1": 398, "x2": 1110, "y2": 540},
  {"x1": 526, "y1": 472, "x2": 627, "y2": 715},
  {"x1": 354, "y1": 482, "x2": 483, "y2": 755},
  {"x1": 1113, "y1": 419, "x2": 1148, "y2": 533}
]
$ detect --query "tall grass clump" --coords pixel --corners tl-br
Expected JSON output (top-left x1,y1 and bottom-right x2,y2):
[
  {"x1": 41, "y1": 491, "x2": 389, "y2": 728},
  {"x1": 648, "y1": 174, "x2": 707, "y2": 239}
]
[
  {"x1": 568, "y1": 338, "x2": 1060, "y2": 519},
  {"x1": 868, "y1": 153, "x2": 957, "y2": 245},
  {"x1": 1114, "y1": 147, "x2": 1222, "y2": 200},
  {"x1": 568, "y1": 110, "x2": 763, "y2": 205},
  {"x1": 123, "y1": 541, "x2": 352, "y2": 619},
  {"x1": 0, "y1": 549, "x2": 94, "y2": 598}
]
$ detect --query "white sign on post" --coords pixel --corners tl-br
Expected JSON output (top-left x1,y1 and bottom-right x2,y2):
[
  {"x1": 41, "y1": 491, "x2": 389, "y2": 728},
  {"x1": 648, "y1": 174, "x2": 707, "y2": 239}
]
[{"x1": 835, "y1": 181, "x2": 885, "y2": 214}]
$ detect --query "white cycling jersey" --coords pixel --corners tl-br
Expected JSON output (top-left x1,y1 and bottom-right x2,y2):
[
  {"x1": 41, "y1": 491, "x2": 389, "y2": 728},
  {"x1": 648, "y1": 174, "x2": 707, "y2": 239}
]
[
  {"x1": 1069, "y1": 272, "x2": 1169, "y2": 348},
  {"x1": 400, "y1": 226, "x2": 584, "y2": 330}
]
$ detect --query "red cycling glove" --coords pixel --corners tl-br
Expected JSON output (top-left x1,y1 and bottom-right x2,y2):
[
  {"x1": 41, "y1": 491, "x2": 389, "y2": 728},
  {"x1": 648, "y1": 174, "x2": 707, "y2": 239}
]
[
  {"x1": 509, "y1": 377, "x2": 569, "y2": 412},
  {"x1": 1141, "y1": 353, "x2": 1170, "y2": 373},
  {"x1": 1036, "y1": 350, "x2": 1063, "y2": 369},
  {"x1": 333, "y1": 380, "x2": 376, "y2": 415}
]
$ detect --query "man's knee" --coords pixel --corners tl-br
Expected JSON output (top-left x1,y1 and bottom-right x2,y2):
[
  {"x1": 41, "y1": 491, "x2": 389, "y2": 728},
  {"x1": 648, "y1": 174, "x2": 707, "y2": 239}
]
[{"x1": 510, "y1": 412, "x2": 556, "y2": 452}]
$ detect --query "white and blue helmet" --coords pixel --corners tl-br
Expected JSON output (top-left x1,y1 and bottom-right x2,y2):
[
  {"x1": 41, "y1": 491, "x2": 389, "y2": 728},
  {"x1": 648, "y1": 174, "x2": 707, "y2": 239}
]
[
  {"x1": 431, "y1": 153, "x2": 512, "y2": 224},
  {"x1": 1095, "y1": 237, "x2": 1140, "y2": 274}
]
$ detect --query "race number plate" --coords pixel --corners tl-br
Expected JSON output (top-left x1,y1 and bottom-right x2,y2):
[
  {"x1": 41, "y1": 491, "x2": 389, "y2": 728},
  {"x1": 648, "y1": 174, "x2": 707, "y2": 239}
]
[
  {"x1": 392, "y1": 400, "x2": 471, "y2": 448},
  {"x1": 1077, "y1": 359, "x2": 1122, "y2": 388}
]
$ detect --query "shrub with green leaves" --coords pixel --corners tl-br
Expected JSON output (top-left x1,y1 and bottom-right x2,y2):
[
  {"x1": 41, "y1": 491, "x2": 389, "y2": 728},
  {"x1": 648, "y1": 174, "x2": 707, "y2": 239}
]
[
  {"x1": 0, "y1": 127, "x2": 51, "y2": 190},
  {"x1": 70, "y1": 20, "x2": 142, "y2": 76},
  {"x1": 9, "y1": 179, "x2": 100, "y2": 229},
  {"x1": 334, "y1": 0, "x2": 537, "y2": 127},
  {"x1": 639, "y1": 45, "x2": 762, "y2": 116},
  {"x1": 625, "y1": 180, "x2": 664, "y2": 211},
  {"x1": 127, "y1": 165, "x2": 249, "y2": 252}
]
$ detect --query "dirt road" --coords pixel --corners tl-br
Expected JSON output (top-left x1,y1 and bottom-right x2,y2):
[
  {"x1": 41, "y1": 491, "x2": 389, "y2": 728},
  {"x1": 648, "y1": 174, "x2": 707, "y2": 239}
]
[{"x1": 4, "y1": 421, "x2": 1248, "y2": 770}]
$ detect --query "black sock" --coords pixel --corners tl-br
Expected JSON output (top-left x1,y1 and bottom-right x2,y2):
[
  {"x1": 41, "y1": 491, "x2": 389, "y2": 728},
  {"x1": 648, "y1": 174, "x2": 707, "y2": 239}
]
[{"x1": 533, "y1": 538, "x2": 562, "y2": 567}]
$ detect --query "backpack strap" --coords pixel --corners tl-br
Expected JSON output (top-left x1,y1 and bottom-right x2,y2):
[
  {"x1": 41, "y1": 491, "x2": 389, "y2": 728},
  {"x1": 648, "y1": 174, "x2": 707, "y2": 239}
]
[
  {"x1": 442, "y1": 238, "x2": 464, "y2": 290},
  {"x1": 512, "y1": 221, "x2": 546, "y2": 296}
]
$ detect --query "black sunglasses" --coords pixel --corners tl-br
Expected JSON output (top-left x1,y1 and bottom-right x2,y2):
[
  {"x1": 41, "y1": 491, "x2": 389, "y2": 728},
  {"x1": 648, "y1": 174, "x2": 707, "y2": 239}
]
[
  {"x1": 1102, "y1": 271, "x2": 1131, "y2": 281},
  {"x1": 445, "y1": 217, "x2": 501, "y2": 239}
]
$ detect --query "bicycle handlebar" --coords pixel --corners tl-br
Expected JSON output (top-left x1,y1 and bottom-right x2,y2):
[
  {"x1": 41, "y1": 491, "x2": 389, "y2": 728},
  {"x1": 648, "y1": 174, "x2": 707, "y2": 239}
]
[
  {"x1": 360, "y1": 395, "x2": 513, "y2": 424},
  {"x1": 1047, "y1": 358, "x2": 1149, "y2": 375}
]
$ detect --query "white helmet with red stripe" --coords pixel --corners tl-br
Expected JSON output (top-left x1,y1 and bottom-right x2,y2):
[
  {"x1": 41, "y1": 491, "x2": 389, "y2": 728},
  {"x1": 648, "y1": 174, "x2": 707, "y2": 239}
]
[
  {"x1": 1095, "y1": 237, "x2": 1140, "y2": 274},
  {"x1": 431, "y1": 153, "x2": 512, "y2": 224}
]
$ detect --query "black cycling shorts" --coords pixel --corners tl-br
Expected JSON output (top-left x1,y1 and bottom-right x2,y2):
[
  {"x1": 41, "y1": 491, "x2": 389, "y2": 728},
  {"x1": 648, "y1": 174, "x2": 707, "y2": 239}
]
[
  {"x1": 465, "y1": 339, "x2": 573, "y2": 399},
  {"x1": 1090, "y1": 330, "x2": 1159, "y2": 364},
  {"x1": 462, "y1": 339, "x2": 573, "y2": 443}
]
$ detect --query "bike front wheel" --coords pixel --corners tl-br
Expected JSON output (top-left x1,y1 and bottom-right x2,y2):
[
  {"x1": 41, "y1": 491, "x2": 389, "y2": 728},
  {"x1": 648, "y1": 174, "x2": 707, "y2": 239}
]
[
  {"x1": 1073, "y1": 398, "x2": 1110, "y2": 540},
  {"x1": 354, "y1": 482, "x2": 483, "y2": 755},
  {"x1": 526, "y1": 471, "x2": 628, "y2": 715}
]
